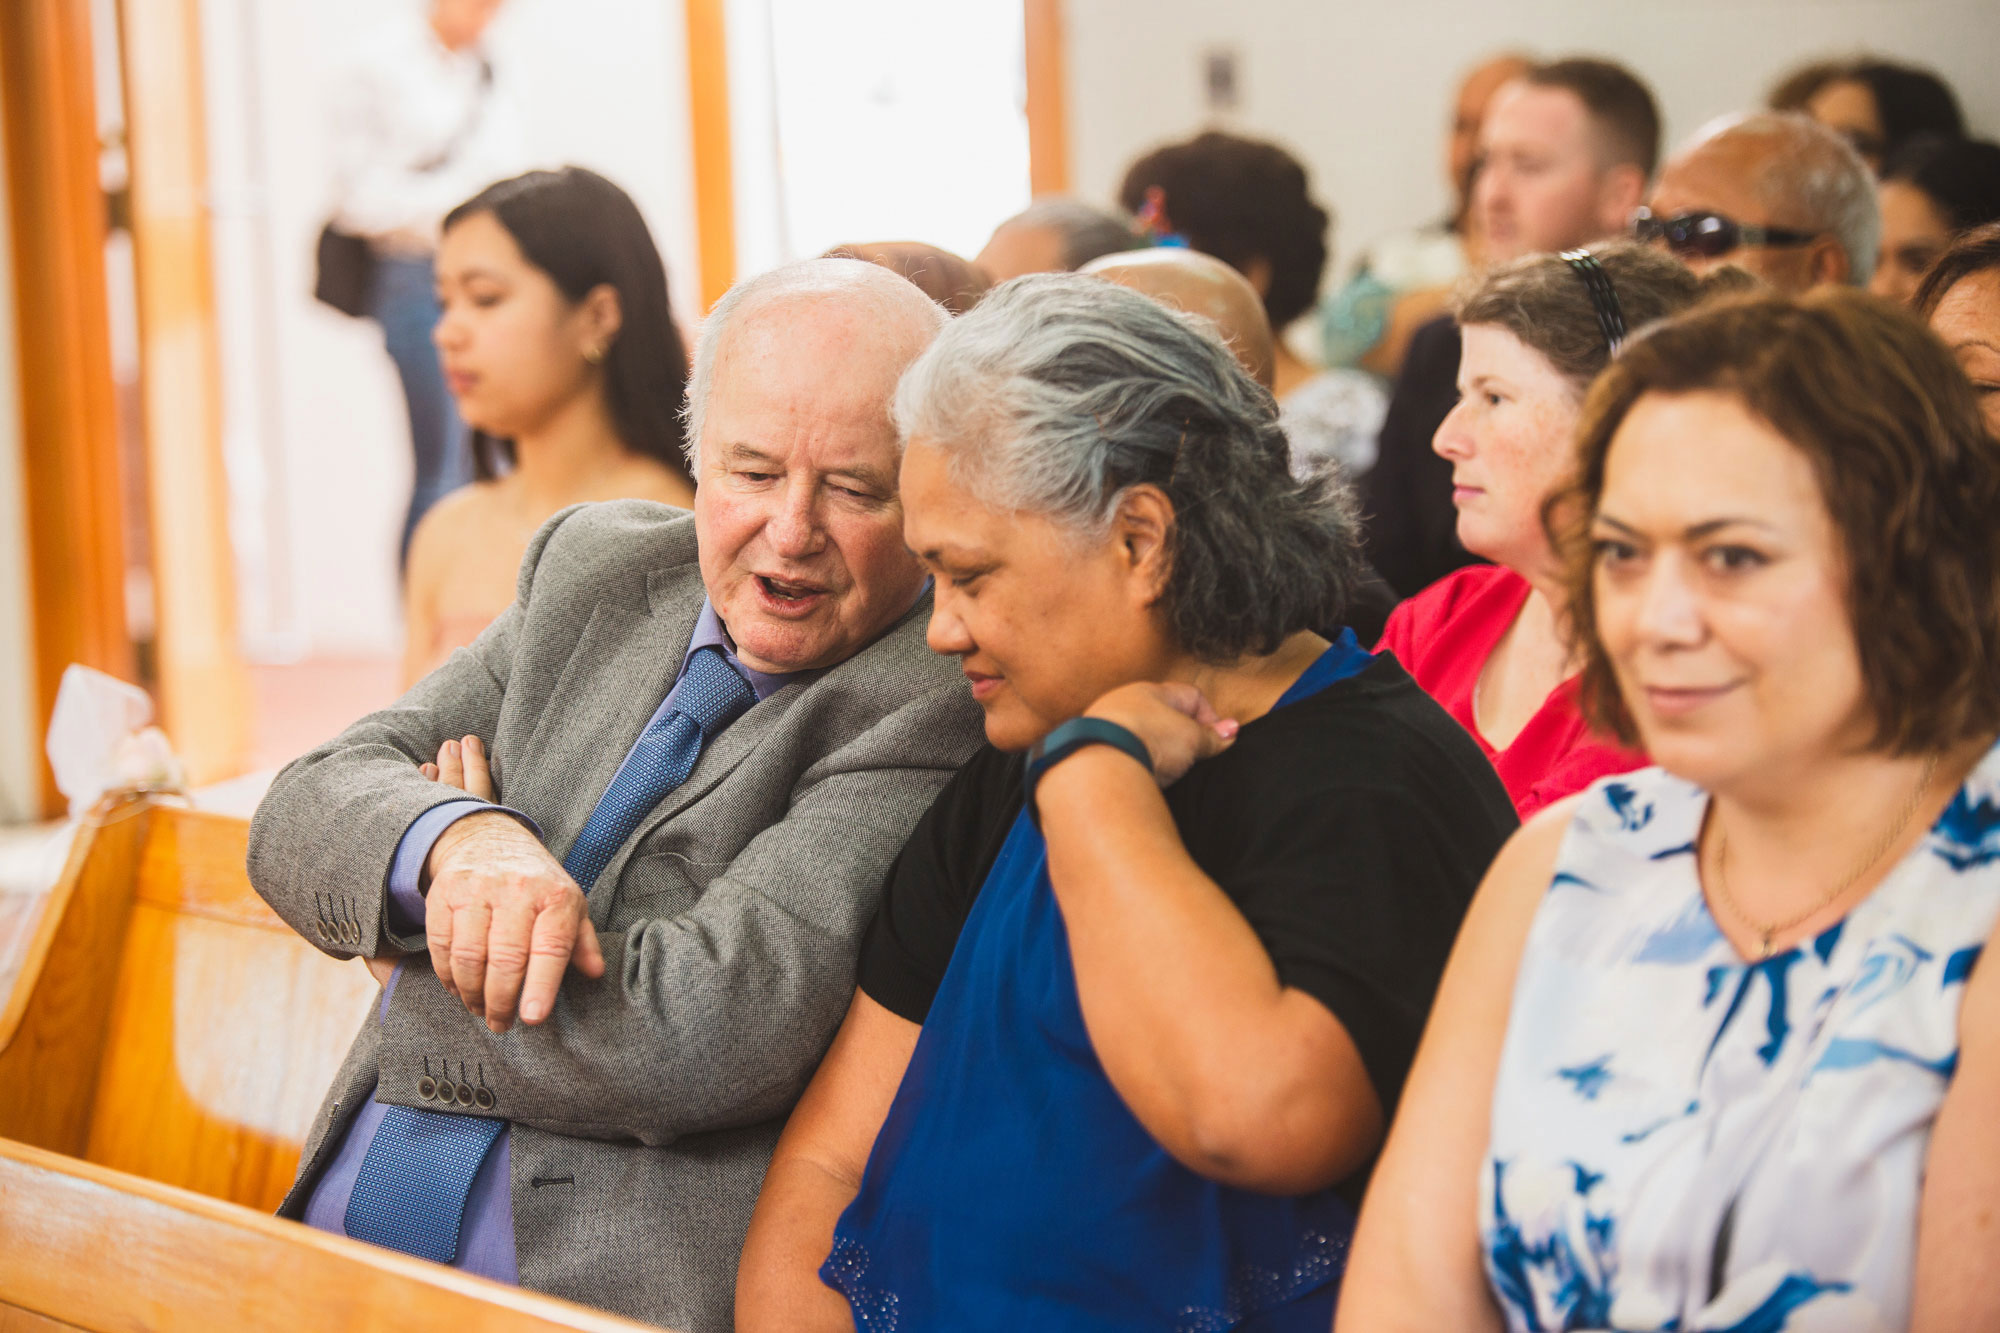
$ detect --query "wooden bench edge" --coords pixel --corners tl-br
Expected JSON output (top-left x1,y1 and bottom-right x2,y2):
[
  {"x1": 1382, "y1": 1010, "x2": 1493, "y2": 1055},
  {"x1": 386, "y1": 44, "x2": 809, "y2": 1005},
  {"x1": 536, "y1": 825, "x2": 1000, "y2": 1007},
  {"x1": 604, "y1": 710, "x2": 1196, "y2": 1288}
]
[
  {"x1": 0, "y1": 1137, "x2": 675, "y2": 1332},
  {"x1": 0, "y1": 798, "x2": 136, "y2": 1052}
]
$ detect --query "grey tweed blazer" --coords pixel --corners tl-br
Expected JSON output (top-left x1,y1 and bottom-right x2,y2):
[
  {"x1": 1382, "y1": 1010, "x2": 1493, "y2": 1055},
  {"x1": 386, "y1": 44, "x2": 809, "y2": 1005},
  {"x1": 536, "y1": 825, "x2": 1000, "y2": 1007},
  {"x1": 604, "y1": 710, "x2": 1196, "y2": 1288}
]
[{"x1": 248, "y1": 500, "x2": 982, "y2": 1332}]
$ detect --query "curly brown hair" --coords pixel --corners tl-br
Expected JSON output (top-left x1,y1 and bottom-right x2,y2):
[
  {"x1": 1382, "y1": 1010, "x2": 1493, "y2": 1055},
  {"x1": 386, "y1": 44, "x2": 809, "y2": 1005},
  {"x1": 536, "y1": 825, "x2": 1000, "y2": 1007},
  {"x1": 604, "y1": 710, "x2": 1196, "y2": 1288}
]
[
  {"x1": 1117, "y1": 131, "x2": 1329, "y2": 331},
  {"x1": 1550, "y1": 288, "x2": 2000, "y2": 755}
]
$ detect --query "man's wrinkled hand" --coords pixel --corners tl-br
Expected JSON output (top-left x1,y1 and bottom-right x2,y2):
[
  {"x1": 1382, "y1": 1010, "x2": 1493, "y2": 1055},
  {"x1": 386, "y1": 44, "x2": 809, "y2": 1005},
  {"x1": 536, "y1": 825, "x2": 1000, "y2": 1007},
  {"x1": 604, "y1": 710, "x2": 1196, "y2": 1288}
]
[
  {"x1": 424, "y1": 811, "x2": 606, "y2": 1033},
  {"x1": 359, "y1": 736, "x2": 502, "y2": 987}
]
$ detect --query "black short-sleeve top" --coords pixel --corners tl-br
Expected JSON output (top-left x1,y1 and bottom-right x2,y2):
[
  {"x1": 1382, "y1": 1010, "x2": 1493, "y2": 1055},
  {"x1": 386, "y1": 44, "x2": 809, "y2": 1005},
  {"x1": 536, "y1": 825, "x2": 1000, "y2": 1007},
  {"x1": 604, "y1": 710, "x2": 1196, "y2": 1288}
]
[{"x1": 857, "y1": 653, "x2": 1518, "y2": 1119}]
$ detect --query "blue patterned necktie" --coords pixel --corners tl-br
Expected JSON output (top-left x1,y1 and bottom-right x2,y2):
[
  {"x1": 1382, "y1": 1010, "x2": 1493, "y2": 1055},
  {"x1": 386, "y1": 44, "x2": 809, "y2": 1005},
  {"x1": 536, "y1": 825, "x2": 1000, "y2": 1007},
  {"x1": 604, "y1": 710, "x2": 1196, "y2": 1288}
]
[
  {"x1": 344, "y1": 647, "x2": 756, "y2": 1264},
  {"x1": 560, "y1": 647, "x2": 757, "y2": 892}
]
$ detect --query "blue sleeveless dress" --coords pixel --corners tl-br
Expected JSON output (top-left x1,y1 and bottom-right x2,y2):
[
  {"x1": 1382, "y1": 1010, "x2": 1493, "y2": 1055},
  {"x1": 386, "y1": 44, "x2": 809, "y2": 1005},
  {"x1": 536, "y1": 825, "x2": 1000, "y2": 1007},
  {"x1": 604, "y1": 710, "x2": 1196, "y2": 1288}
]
[
  {"x1": 1482, "y1": 749, "x2": 2000, "y2": 1331},
  {"x1": 823, "y1": 637, "x2": 1374, "y2": 1332}
]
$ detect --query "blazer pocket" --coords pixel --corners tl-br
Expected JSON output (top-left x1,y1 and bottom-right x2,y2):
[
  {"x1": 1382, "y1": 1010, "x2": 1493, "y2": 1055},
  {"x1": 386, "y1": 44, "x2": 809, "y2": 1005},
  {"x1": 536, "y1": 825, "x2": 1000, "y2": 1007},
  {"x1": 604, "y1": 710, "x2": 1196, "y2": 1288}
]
[{"x1": 614, "y1": 850, "x2": 727, "y2": 916}]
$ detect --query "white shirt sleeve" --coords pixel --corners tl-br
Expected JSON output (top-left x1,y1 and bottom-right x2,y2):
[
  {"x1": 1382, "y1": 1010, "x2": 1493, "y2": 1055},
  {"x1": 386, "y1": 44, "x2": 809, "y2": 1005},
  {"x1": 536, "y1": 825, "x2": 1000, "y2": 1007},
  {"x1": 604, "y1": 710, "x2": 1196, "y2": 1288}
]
[{"x1": 327, "y1": 18, "x2": 527, "y2": 249}]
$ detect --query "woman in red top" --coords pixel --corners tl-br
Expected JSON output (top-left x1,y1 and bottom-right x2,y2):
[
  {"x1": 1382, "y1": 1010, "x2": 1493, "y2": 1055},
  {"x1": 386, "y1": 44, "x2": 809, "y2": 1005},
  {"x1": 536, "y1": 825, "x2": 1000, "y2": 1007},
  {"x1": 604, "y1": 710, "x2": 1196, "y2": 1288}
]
[{"x1": 1378, "y1": 243, "x2": 1723, "y2": 814}]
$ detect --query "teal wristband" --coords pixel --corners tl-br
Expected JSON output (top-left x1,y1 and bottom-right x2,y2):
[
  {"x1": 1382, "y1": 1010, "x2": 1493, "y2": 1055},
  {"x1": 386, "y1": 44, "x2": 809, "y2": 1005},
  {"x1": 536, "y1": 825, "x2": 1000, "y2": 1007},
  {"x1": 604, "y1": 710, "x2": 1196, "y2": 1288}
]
[{"x1": 1024, "y1": 718, "x2": 1154, "y2": 824}]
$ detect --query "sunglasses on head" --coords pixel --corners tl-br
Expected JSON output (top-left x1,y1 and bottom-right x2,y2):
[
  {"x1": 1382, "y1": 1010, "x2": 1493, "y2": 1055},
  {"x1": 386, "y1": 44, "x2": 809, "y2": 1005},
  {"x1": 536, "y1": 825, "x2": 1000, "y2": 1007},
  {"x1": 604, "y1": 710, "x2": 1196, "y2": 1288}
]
[{"x1": 1630, "y1": 207, "x2": 1820, "y2": 258}]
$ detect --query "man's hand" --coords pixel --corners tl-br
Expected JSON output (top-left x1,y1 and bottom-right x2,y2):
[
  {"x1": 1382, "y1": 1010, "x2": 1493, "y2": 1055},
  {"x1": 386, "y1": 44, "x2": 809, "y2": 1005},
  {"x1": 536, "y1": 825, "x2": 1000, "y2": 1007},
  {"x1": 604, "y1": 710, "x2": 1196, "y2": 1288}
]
[
  {"x1": 423, "y1": 799, "x2": 606, "y2": 1034},
  {"x1": 422, "y1": 734, "x2": 498, "y2": 801},
  {"x1": 362, "y1": 738, "x2": 500, "y2": 989},
  {"x1": 1084, "y1": 681, "x2": 1239, "y2": 786}
]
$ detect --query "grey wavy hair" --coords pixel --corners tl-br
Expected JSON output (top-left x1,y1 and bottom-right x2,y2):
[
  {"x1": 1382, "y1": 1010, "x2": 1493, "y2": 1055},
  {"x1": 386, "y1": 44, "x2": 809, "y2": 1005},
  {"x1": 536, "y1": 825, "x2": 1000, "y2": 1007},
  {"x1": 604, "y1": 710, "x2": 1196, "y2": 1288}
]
[
  {"x1": 1678, "y1": 111, "x2": 1881, "y2": 285},
  {"x1": 681, "y1": 257, "x2": 948, "y2": 469},
  {"x1": 894, "y1": 272, "x2": 1364, "y2": 662}
]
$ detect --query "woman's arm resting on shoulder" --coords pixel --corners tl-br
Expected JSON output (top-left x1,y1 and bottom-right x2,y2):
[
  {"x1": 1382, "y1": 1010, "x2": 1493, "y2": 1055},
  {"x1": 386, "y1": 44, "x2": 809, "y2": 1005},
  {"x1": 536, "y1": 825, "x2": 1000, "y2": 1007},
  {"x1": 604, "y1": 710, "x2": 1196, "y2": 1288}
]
[
  {"x1": 737, "y1": 988, "x2": 921, "y2": 1333},
  {"x1": 1912, "y1": 910, "x2": 2000, "y2": 1330},
  {"x1": 1333, "y1": 798, "x2": 1574, "y2": 1333}
]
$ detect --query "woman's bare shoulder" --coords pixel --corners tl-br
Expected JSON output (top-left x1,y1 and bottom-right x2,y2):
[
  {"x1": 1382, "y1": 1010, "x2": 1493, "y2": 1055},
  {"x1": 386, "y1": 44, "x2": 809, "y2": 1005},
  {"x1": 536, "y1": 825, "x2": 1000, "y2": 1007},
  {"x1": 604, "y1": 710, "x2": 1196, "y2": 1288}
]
[
  {"x1": 1514, "y1": 792, "x2": 1584, "y2": 862},
  {"x1": 413, "y1": 479, "x2": 509, "y2": 545},
  {"x1": 405, "y1": 481, "x2": 514, "y2": 593},
  {"x1": 615, "y1": 459, "x2": 696, "y2": 511},
  {"x1": 1468, "y1": 794, "x2": 1580, "y2": 941}
]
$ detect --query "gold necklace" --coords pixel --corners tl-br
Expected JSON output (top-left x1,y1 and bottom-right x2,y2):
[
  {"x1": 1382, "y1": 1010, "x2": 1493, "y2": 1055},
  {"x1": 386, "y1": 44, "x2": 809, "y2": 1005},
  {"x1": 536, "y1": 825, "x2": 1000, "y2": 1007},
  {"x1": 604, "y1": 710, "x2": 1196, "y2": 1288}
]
[{"x1": 1709, "y1": 752, "x2": 1942, "y2": 961}]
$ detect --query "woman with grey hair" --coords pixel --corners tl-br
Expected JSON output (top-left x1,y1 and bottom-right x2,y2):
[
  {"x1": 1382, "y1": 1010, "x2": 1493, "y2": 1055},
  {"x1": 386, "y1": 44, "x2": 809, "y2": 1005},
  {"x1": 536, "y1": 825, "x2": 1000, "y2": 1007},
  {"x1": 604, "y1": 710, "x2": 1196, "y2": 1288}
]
[{"x1": 736, "y1": 274, "x2": 1515, "y2": 1330}]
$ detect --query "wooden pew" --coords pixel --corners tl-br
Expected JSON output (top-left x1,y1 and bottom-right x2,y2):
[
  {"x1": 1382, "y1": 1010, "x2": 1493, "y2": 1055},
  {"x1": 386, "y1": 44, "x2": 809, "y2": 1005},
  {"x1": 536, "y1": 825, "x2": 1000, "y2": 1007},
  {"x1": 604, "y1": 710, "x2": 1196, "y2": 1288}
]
[
  {"x1": 0, "y1": 1136, "x2": 669, "y2": 1331},
  {"x1": 0, "y1": 797, "x2": 377, "y2": 1211}
]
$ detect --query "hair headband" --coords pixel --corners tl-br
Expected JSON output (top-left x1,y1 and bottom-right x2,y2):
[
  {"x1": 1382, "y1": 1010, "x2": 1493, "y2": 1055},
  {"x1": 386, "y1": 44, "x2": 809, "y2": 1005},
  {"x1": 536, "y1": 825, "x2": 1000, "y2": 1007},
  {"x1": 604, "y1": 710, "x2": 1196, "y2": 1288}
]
[{"x1": 1560, "y1": 249, "x2": 1627, "y2": 355}]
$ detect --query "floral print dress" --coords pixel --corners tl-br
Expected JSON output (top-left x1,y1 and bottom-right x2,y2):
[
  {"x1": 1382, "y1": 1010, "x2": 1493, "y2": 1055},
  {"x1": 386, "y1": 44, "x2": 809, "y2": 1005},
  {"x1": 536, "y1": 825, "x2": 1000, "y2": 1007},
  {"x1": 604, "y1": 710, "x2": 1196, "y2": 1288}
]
[{"x1": 1481, "y1": 750, "x2": 2000, "y2": 1331}]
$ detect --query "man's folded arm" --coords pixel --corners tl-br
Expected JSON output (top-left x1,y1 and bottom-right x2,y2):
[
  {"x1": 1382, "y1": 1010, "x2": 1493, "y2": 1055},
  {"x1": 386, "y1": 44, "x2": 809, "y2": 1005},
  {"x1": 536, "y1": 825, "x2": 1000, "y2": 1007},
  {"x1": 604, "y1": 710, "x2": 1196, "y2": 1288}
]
[
  {"x1": 246, "y1": 508, "x2": 580, "y2": 958},
  {"x1": 374, "y1": 681, "x2": 978, "y2": 1146}
]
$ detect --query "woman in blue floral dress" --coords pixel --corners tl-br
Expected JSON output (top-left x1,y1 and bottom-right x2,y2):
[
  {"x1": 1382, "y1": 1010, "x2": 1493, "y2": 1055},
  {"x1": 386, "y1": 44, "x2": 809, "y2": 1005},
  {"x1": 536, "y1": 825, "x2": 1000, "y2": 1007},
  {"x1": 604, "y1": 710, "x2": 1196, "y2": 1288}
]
[{"x1": 1337, "y1": 290, "x2": 2000, "y2": 1332}]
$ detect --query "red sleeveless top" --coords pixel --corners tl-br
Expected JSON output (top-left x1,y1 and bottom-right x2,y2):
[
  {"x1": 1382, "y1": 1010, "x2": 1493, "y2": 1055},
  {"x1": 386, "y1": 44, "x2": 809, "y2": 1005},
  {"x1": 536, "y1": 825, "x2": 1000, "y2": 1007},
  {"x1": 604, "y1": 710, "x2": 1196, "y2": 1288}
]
[{"x1": 1376, "y1": 565, "x2": 1644, "y2": 817}]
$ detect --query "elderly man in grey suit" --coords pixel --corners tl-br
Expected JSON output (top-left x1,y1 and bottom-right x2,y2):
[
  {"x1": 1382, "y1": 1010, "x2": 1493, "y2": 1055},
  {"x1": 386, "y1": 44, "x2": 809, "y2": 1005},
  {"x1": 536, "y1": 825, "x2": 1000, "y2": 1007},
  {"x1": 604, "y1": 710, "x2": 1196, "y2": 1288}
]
[{"x1": 247, "y1": 258, "x2": 982, "y2": 1332}]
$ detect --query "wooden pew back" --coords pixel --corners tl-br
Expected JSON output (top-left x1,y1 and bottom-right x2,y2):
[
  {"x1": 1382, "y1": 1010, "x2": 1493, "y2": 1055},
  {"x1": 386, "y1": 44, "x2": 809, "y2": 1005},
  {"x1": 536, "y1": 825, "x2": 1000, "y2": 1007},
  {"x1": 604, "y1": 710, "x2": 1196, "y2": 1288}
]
[
  {"x1": 0, "y1": 1137, "x2": 668, "y2": 1332},
  {"x1": 0, "y1": 799, "x2": 375, "y2": 1211}
]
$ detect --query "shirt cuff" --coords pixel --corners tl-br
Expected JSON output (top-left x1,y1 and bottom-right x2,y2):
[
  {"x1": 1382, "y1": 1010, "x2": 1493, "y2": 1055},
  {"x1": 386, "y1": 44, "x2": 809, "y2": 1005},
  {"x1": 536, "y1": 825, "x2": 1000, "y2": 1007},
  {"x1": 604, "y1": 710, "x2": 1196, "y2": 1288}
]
[{"x1": 383, "y1": 800, "x2": 540, "y2": 946}]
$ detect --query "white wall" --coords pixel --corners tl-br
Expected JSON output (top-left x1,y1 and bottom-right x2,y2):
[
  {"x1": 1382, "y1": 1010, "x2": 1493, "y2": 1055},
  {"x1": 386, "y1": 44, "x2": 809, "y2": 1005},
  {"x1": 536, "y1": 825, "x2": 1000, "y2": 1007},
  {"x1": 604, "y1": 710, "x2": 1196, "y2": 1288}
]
[
  {"x1": 759, "y1": 0, "x2": 1030, "y2": 263},
  {"x1": 201, "y1": 0, "x2": 700, "y2": 660},
  {"x1": 724, "y1": 0, "x2": 1033, "y2": 281},
  {"x1": 0, "y1": 93, "x2": 43, "y2": 823},
  {"x1": 1063, "y1": 1, "x2": 2000, "y2": 290}
]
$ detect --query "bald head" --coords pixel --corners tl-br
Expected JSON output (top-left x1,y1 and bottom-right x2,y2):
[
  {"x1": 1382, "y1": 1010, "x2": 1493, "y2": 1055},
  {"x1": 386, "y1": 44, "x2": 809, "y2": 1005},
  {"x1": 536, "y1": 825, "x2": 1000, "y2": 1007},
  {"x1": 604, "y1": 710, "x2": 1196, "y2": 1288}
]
[
  {"x1": 1081, "y1": 248, "x2": 1277, "y2": 389},
  {"x1": 977, "y1": 197, "x2": 1139, "y2": 282},
  {"x1": 1650, "y1": 112, "x2": 1879, "y2": 292},
  {"x1": 686, "y1": 257, "x2": 948, "y2": 468},
  {"x1": 822, "y1": 241, "x2": 989, "y2": 315}
]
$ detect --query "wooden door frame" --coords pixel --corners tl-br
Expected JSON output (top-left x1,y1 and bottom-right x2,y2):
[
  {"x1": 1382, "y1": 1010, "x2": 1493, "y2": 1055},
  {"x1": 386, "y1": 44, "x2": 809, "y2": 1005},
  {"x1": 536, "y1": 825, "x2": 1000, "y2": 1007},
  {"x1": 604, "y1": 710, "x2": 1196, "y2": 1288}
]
[
  {"x1": 685, "y1": 0, "x2": 736, "y2": 311},
  {"x1": 1024, "y1": 0, "x2": 1071, "y2": 195},
  {"x1": 119, "y1": 0, "x2": 249, "y2": 786},
  {"x1": 0, "y1": 0, "x2": 134, "y2": 818}
]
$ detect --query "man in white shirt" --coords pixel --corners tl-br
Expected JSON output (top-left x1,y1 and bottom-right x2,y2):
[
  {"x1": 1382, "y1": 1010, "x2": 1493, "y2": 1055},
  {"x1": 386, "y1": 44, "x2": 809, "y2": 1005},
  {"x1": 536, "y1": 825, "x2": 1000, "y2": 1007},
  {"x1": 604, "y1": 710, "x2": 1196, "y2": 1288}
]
[{"x1": 327, "y1": 0, "x2": 526, "y2": 562}]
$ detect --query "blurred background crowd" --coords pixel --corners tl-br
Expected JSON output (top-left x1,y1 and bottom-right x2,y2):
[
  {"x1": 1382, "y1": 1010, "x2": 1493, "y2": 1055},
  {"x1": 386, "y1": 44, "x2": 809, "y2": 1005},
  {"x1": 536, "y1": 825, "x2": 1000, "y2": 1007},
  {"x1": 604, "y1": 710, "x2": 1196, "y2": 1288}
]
[{"x1": 0, "y1": 0, "x2": 1994, "y2": 830}]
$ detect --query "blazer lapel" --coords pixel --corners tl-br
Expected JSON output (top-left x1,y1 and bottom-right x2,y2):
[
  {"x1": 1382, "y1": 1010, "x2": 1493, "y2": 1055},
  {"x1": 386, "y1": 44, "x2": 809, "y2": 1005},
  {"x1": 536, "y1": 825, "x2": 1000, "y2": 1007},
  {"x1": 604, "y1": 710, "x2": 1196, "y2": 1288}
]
[
  {"x1": 584, "y1": 673, "x2": 804, "y2": 925},
  {"x1": 623, "y1": 580, "x2": 942, "y2": 857},
  {"x1": 580, "y1": 567, "x2": 819, "y2": 920},
  {"x1": 515, "y1": 564, "x2": 704, "y2": 855}
]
